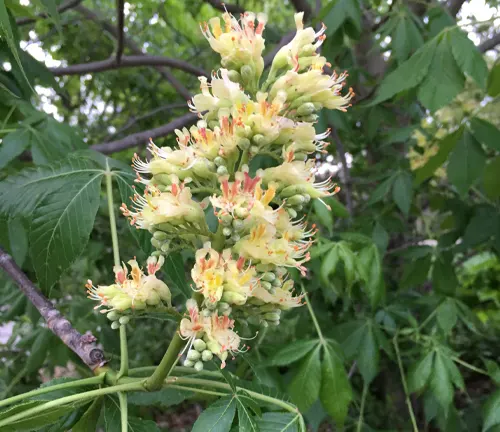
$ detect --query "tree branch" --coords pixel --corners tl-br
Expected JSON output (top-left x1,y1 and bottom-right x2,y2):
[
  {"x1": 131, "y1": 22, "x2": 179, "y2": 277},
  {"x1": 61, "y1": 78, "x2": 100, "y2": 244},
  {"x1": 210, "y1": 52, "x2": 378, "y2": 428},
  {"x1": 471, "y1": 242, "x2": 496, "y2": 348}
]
[
  {"x1": 115, "y1": 0, "x2": 125, "y2": 63},
  {"x1": 75, "y1": 5, "x2": 193, "y2": 100},
  {"x1": 448, "y1": 0, "x2": 466, "y2": 16},
  {"x1": 479, "y1": 33, "x2": 500, "y2": 53},
  {"x1": 90, "y1": 112, "x2": 198, "y2": 154},
  {"x1": 330, "y1": 127, "x2": 353, "y2": 216},
  {"x1": 49, "y1": 55, "x2": 208, "y2": 78},
  {"x1": 16, "y1": 0, "x2": 83, "y2": 26},
  {"x1": 204, "y1": 0, "x2": 244, "y2": 14},
  {"x1": 0, "y1": 247, "x2": 105, "y2": 371},
  {"x1": 290, "y1": 0, "x2": 313, "y2": 20}
]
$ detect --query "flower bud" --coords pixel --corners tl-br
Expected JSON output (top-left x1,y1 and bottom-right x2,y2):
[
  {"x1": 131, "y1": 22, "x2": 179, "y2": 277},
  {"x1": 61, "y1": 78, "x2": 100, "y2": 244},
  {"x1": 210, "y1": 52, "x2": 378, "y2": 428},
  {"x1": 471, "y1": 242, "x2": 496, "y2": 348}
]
[
  {"x1": 221, "y1": 214, "x2": 233, "y2": 226},
  {"x1": 256, "y1": 263, "x2": 273, "y2": 272},
  {"x1": 235, "y1": 207, "x2": 249, "y2": 219},
  {"x1": 107, "y1": 311, "x2": 120, "y2": 321},
  {"x1": 297, "y1": 102, "x2": 316, "y2": 116},
  {"x1": 222, "y1": 291, "x2": 247, "y2": 305},
  {"x1": 160, "y1": 242, "x2": 170, "y2": 253},
  {"x1": 207, "y1": 340, "x2": 222, "y2": 355},
  {"x1": 280, "y1": 185, "x2": 307, "y2": 198},
  {"x1": 238, "y1": 138, "x2": 251, "y2": 150},
  {"x1": 153, "y1": 231, "x2": 168, "y2": 241},
  {"x1": 194, "y1": 361, "x2": 204, "y2": 372},
  {"x1": 262, "y1": 272, "x2": 276, "y2": 282},
  {"x1": 217, "y1": 166, "x2": 229, "y2": 176},
  {"x1": 286, "y1": 208, "x2": 298, "y2": 218},
  {"x1": 193, "y1": 339, "x2": 207, "y2": 352},
  {"x1": 187, "y1": 349, "x2": 201, "y2": 361},
  {"x1": 111, "y1": 321, "x2": 120, "y2": 330},
  {"x1": 250, "y1": 145, "x2": 259, "y2": 155},
  {"x1": 293, "y1": 152, "x2": 307, "y2": 161},
  {"x1": 202, "y1": 308, "x2": 213, "y2": 317},
  {"x1": 300, "y1": 114, "x2": 318, "y2": 122},
  {"x1": 272, "y1": 278, "x2": 282, "y2": 287},
  {"x1": 263, "y1": 312, "x2": 281, "y2": 322},
  {"x1": 119, "y1": 316, "x2": 130, "y2": 325},
  {"x1": 261, "y1": 281, "x2": 272, "y2": 291},
  {"x1": 223, "y1": 227, "x2": 232, "y2": 237},
  {"x1": 240, "y1": 64, "x2": 255, "y2": 84},
  {"x1": 247, "y1": 315, "x2": 262, "y2": 326},
  {"x1": 184, "y1": 359, "x2": 194, "y2": 367},
  {"x1": 231, "y1": 233, "x2": 241, "y2": 242},
  {"x1": 287, "y1": 195, "x2": 306, "y2": 206},
  {"x1": 151, "y1": 238, "x2": 163, "y2": 249},
  {"x1": 218, "y1": 302, "x2": 231, "y2": 312},
  {"x1": 227, "y1": 70, "x2": 241, "y2": 83},
  {"x1": 214, "y1": 156, "x2": 225, "y2": 167},
  {"x1": 252, "y1": 134, "x2": 266, "y2": 147},
  {"x1": 232, "y1": 219, "x2": 244, "y2": 231},
  {"x1": 202, "y1": 350, "x2": 213, "y2": 361}
]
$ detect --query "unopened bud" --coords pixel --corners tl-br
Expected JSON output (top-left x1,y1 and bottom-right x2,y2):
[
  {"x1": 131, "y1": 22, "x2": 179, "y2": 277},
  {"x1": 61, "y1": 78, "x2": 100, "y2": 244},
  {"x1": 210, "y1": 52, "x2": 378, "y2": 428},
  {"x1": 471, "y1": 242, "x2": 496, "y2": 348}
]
[
  {"x1": 153, "y1": 231, "x2": 168, "y2": 241},
  {"x1": 222, "y1": 291, "x2": 247, "y2": 305},
  {"x1": 232, "y1": 219, "x2": 244, "y2": 231},
  {"x1": 202, "y1": 350, "x2": 213, "y2": 361},
  {"x1": 183, "y1": 359, "x2": 194, "y2": 367},
  {"x1": 223, "y1": 227, "x2": 232, "y2": 237},
  {"x1": 231, "y1": 233, "x2": 241, "y2": 242},
  {"x1": 262, "y1": 272, "x2": 276, "y2": 282},
  {"x1": 217, "y1": 166, "x2": 228, "y2": 176},
  {"x1": 227, "y1": 70, "x2": 241, "y2": 83},
  {"x1": 293, "y1": 152, "x2": 307, "y2": 161},
  {"x1": 250, "y1": 145, "x2": 259, "y2": 155},
  {"x1": 301, "y1": 114, "x2": 319, "y2": 122},
  {"x1": 187, "y1": 349, "x2": 201, "y2": 361},
  {"x1": 238, "y1": 138, "x2": 251, "y2": 150},
  {"x1": 161, "y1": 242, "x2": 171, "y2": 253},
  {"x1": 264, "y1": 312, "x2": 281, "y2": 321},
  {"x1": 247, "y1": 315, "x2": 262, "y2": 326},
  {"x1": 193, "y1": 339, "x2": 207, "y2": 352},
  {"x1": 221, "y1": 214, "x2": 233, "y2": 226},
  {"x1": 261, "y1": 281, "x2": 272, "y2": 291},
  {"x1": 235, "y1": 207, "x2": 249, "y2": 219},
  {"x1": 107, "y1": 311, "x2": 120, "y2": 321},
  {"x1": 111, "y1": 321, "x2": 120, "y2": 330},
  {"x1": 272, "y1": 278, "x2": 282, "y2": 287},
  {"x1": 287, "y1": 195, "x2": 306, "y2": 206},
  {"x1": 252, "y1": 134, "x2": 266, "y2": 147},
  {"x1": 240, "y1": 64, "x2": 254, "y2": 83},
  {"x1": 151, "y1": 238, "x2": 162, "y2": 249},
  {"x1": 194, "y1": 361, "x2": 204, "y2": 372},
  {"x1": 218, "y1": 302, "x2": 231, "y2": 312},
  {"x1": 202, "y1": 308, "x2": 213, "y2": 317},
  {"x1": 119, "y1": 316, "x2": 130, "y2": 325},
  {"x1": 256, "y1": 263, "x2": 273, "y2": 272},
  {"x1": 280, "y1": 185, "x2": 307, "y2": 198},
  {"x1": 286, "y1": 208, "x2": 298, "y2": 218},
  {"x1": 214, "y1": 156, "x2": 225, "y2": 167},
  {"x1": 297, "y1": 102, "x2": 316, "y2": 116}
]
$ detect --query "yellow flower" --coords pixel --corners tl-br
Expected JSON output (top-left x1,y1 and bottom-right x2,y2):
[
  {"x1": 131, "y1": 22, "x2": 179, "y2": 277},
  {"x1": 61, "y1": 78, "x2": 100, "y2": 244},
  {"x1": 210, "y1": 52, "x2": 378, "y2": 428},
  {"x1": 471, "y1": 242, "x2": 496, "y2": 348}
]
[
  {"x1": 86, "y1": 256, "x2": 171, "y2": 312},
  {"x1": 180, "y1": 299, "x2": 207, "y2": 339},
  {"x1": 252, "y1": 282, "x2": 303, "y2": 310},
  {"x1": 191, "y1": 243, "x2": 225, "y2": 303},
  {"x1": 221, "y1": 251, "x2": 256, "y2": 304},
  {"x1": 201, "y1": 12, "x2": 267, "y2": 78},
  {"x1": 120, "y1": 180, "x2": 205, "y2": 230}
]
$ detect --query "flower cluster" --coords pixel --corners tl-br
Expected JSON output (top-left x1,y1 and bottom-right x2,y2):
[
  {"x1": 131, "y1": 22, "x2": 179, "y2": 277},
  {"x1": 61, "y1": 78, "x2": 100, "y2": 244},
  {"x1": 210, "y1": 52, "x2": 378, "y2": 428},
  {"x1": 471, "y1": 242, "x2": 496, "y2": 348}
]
[{"x1": 88, "y1": 10, "x2": 351, "y2": 369}]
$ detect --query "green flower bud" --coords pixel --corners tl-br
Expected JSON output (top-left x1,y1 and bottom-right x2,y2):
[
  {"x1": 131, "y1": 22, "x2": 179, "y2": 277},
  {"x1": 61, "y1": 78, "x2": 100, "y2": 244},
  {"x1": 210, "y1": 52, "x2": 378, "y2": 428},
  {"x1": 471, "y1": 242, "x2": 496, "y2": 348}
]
[
  {"x1": 280, "y1": 185, "x2": 307, "y2": 198},
  {"x1": 303, "y1": 194, "x2": 311, "y2": 203},
  {"x1": 153, "y1": 231, "x2": 168, "y2": 241},
  {"x1": 286, "y1": 208, "x2": 298, "y2": 218},
  {"x1": 223, "y1": 227, "x2": 232, "y2": 237},
  {"x1": 232, "y1": 219, "x2": 244, "y2": 231},
  {"x1": 222, "y1": 291, "x2": 247, "y2": 305},
  {"x1": 252, "y1": 134, "x2": 266, "y2": 147},
  {"x1": 193, "y1": 339, "x2": 207, "y2": 352},
  {"x1": 194, "y1": 361, "x2": 204, "y2": 372},
  {"x1": 260, "y1": 304, "x2": 280, "y2": 313},
  {"x1": 235, "y1": 207, "x2": 249, "y2": 219},
  {"x1": 247, "y1": 315, "x2": 262, "y2": 326},
  {"x1": 119, "y1": 316, "x2": 130, "y2": 325},
  {"x1": 214, "y1": 156, "x2": 225, "y2": 167},
  {"x1": 250, "y1": 145, "x2": 259, "y2": 155},
  {"x1": 202, "y1": 350, "x2": 213, "y2": 361},
  {"x1": 111, "y1": 321, "x2": 120, "y2": 330},
  {"x1": 187, "y1": 349, "x2": 201, "y2": 361},
  {"x1": 227, "y1": 70, "x2": 241, "y2": 83},
  {"x1": 205, "y1": 299, "x2": 218, "y2": 310},
  {"x1": 262, "y1": 272, "x2": 276, "y2": 282},
  {"x1": 207, "y1": 340, "x2": 222, "y2": 355},
  {"x1": 287, "y1": 195, "x2": 306, "y2": 206},
  {"x1": 221, "y1": 214, "x2": 233, "y2": 226},
  {"x1": 238, "y1": 138, "x2": 251, "y2": 150},
  {"x1": 231, "y1": 233, "x2": 241, "y2": 242},
  {"x1": 263, "y1": 312, "x2": 281, "y2": 321},
  {"x1": 107, "y1": 311, "x2": 120, "y2": 321},
  {"x1": 272, "y1": 278, "x2": 282, "y2": 287},
  {"x1": 217, "y1": 166, "x2": 229, "y2": 176},
  {"x1": 295, "y1": 204, "x2": 304, "y2": 211},
  {"x1": 218, "y1": 302, "x2": 231, "y2": 312},
  {"x1": 240, "y1": 64, "x2": 254, "y2": 83},
  {"x1": 297, "y1": 102, "x2": 316, "y2": 116},
  {"x1": 256, "y1": 263, "x2": 273, "y2": 272},
  {"x1": 261, "y1": 281, "x2": 273, "y2": 291},
  {"x1": 300, "y1": 114, "x2": 319, "y2": 122},
  {"x1": 293, "y1": 152, "x2": 307, "y2": 161},
  {"x1": 160, "y1": 242, "x2": 170, "y2": 253},
  {"x1": 183, "y1": 359, "x2": 194, "y2": 367},
  {"x1": 260, "y1": 320, "x2": 269, "y2": 328},
  {"x1": 151, "y1": 238, "x2": 163, "y2": 249}
]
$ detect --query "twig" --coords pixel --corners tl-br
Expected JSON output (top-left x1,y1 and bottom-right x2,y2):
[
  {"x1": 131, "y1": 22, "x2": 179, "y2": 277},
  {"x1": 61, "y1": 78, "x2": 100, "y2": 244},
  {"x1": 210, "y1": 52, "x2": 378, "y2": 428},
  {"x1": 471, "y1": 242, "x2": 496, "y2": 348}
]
[
  {"x1": 16, "y1": 0, "x2": 83, "y2": 26},
  {"x1": 0, "y1": 246, "x2": 105, "y2": 370},
  {"x1": 49, "y1": 55, "x2": 208, "y2": 78},
  {"x1": 115, "y1": 0, "x2": 125, "y2": 63},
  {"x1": 204, "y1": 0, "x2": 244, "y2": 14},
  {"x1": 90, "y1": 112, "x2": 198, "y2": 154},
  {"x1": 479, "y1": 33, "x2": 500, "y2": 53},
  {"x1": 330, "y1": 126, "x2": 354, "y2": 216},
  {"x1": 76, "y1": 5, "x2": 193, "y2": 100}
]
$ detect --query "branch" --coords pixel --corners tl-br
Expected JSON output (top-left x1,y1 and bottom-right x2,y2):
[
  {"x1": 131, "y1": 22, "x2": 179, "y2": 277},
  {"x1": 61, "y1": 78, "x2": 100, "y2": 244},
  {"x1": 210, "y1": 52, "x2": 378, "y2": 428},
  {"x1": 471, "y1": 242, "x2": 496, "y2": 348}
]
[
  {"x1": 479, "y1": 33, "x2": 500, "y2": 53},
  {"x1": 290, "y1": 0, "x2": 313, "y2": 20},
  {"x1": 448, "y1": 0, "x2": 466, "y2": 16},
  {"x1": 204, "y1": 0, "x2": 244, "y2": 14},
  {"x1": 0, "y1": 247, "x2": 105, "y2": 371},
  {"x1": 49, "y1": 55, "x2": 208, "y2": 78},
  {"x1": 75, "y1": 5, "x2": 193, "y2": 100},
  {"x1": 115, "y1": 0, "x2": 125, "y2": 63},
  {"x1": 16, "y1": 0, "x2": 83, "y2": 26},
  {"x1": 330, "y1": 127, "x2": 353, "y2": 216},
  {"x1": 90, "y1": 112, "x2": 198, "y2": 154}
]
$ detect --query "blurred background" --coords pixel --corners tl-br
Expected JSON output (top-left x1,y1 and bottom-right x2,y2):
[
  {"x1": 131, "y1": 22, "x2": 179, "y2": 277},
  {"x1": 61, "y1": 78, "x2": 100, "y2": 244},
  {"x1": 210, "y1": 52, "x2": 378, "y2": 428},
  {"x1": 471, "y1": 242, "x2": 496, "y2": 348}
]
[{"x1": 1, "y1": 0, "x2": 500, "y2": 431}]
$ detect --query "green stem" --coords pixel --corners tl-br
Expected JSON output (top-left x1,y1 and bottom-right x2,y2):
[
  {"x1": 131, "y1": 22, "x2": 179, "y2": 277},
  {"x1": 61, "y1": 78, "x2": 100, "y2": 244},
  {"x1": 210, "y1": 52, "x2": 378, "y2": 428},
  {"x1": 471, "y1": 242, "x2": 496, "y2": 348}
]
[
  {"x1": 357, "y1": 382, "x2": 368, "y2": 432},
  {"x1": 168, "y1": 384, "x2": 228, "y2": 397},
  {"x1": 0, "y1": 374, "x2": 105, "y2": 409},
  {"x1": 1, "y1": 366, "x2": 27, "y2": 399},
  {"x1": 394, "y1": 335, "x2": 419, "y2": 432},
  {"x1": 143, "y1": 331, "x2": 185, "y2": 391},
  {"x1": 1, "y1": 105, "x2": 16, "y2": 130},
  {"x1": 0, "y1": 381, "x2": 144, "y2": 429},
  {"x1": 105, "y1": 166, "x2": 121, "y2": 268},
  {"x1": 417, "y1": 308, "x2": 438, "y2": 331},
  {"x1": 118, "y1": 392, "x2": 128, "y2": 432},
  {"x1": 452, "y1": 357, "x2": 490, "y2": 376},
  {"x1": 128, "y1": 365, "x2": 221, "y2": 378},
  {"x1": 117, "y1": 325, "x2": 129, "y2": 379},
  {"x1": 301, "y1": 285, "x2": 325, "y2": 344}
]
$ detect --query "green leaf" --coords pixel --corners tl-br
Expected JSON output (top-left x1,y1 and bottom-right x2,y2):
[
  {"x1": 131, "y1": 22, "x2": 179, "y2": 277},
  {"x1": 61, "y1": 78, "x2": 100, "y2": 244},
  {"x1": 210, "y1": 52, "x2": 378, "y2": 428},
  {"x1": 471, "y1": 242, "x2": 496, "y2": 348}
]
[
  {"x1": 401, "y1": 255, "x2": 432, "y2": 289},
  {"x1": 337, "y1": 242, "x2": 356, "y2": 288},
  {"x1": 483, "y1": 156, "x2": 500, "y2": 200},
  {"x1": 289, "y1": 345, "x2": 322, "y2": 412},
  {"x1": 483, "y1": 390, "x2": 500, "y2": 432},
  {"x1": 164, "y1": 252, "x2": 191, "y2": 299},
  {"x1": 236, "y1": 396, "x2": 259, "y2": 432},
  {"x1": 8, "y1": 218, "x2": 28, "y2": 266},
  {"x1": 128, "y1": 417, "x2": 161, "y2": 432},
  {"x1": 320, "y1": 245, "x2": 339, "y2": 284},
  {"x1": 367, "y1": 175, "x2": 395, "y2": 205},
  {"x1": 469, "y1": 118, "x2": 500, "y2": 152},
  {"x1": 128, "y1": 387, "x2": 192, "y2": 406},
  {"x1": 487, "y1": 62, "x2": 500, "y2": 97},
  {"x1": 449, "y1": 28, "x2": 488, "y2": 89},
  {"x1": 447, "y1": 130, "x2": 486, "y2": 196},
  {"x1": 39, "y1": 0, "x2": 62, "y2": 35},
  {"x1": 323, "y1": 0, "x2": 361, "y2": 36},
  {"x1": 266, "y1": 339, "x2": 320, "y2": 367},
  {"x1": 408, "y1": 351, "x2": 434, "y2": 393},
  {"x1": 191, "y1": 396, "x2": 236, "y2": 432},
  {"x1": 104, "y1": 397, "x2": 121, "y2": 432},
  {"x1": 320, "y1": 343, "x2": 352, "y2": 426},
  {"x1": 313, "y1": 199, "x2": 332, "y2": 235},
  {"x1": 432, "y1": 254, "x2": 458, "y2": 295},
  {"x1": 257, "y1": 412, "x2": 299, "y2": 432},
  {"x1": 26, "y1": 328, "x2": 52, "y2": 372},
  {"x1": 29, "y1": 171, "x2": 103, "y2": 290},
  {"x1": 429, "y1": 351, "x2": 454, "y2": 412},
  {"x1": 418, "y1": 34, "x2": 465, "y2": 112},
  {"x1": 392, "y1": 171, "x2": 413, "y2": 216},
  {"x1": 370, "y1": 37, "x2": 438, "y2": 105},
  {"x1": 326, "y1": 196, "x2": 350, "y2": 218},
  {"x1": 437, "y1": 298, "x2": 458, "y2": 335},
  {"x1": 72, "y1": 398, "x2": 103, "y2": 432},
  {"x1": 484, "y1": 360, "x2": 500, "y2": 386},
  {"x1": 358, "y1": 244, "x2": 384, "y2": 308},
  {"x1": 462, "y1": 206, "x2": 498, "y2": 248},
  {"x1": 0, "y1": 129, "x2": 31, "y2": 170},
  {"x1": 415, "y1": 128, "x2": 462, "y2": 184}
]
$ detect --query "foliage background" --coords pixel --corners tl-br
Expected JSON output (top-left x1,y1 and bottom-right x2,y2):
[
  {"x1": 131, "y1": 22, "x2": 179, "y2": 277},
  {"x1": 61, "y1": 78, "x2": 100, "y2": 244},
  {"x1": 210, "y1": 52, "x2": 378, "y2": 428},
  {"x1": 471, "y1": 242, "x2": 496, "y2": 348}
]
[{"x1": 0, "y1": 0, "x2": 500, "y2": 430}]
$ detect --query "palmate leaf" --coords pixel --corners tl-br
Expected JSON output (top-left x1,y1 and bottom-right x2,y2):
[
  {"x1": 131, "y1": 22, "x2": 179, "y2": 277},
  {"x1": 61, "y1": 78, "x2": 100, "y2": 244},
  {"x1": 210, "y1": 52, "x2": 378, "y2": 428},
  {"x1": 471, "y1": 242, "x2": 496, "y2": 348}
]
[
  {"x1": 191, "y1": 396, "x2": 236, "y2": 432},
  {"x1": 103, "y1": 397, "x2": 159, "y2": 432},
  {"x1": 288, "y1": 345, "x2": 322, "y2": 412},
  {"x1": 265, "y1": 339, "x2": 320, "y2": 367},
  {"x1": 257, "y1": 412, "x2": 299, "y2": 432},
  {"x1": 236, "y1": 395, "x2": 259, "y2": 432}
]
